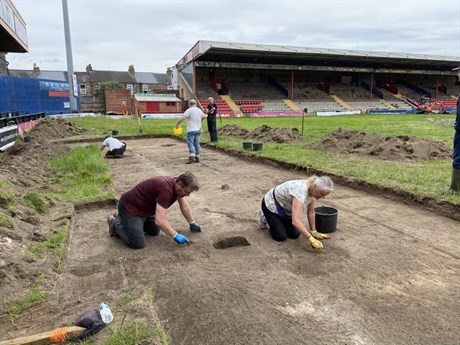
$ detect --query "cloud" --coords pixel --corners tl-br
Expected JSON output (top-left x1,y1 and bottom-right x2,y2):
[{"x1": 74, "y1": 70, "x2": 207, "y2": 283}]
[{"x1": 6, "y1": 0, "x2": 460, "y2": 73}]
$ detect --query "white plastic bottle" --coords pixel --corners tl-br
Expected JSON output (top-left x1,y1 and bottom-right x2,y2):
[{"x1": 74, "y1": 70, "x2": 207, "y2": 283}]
[{"x1": 99, "y1": 303, "x2": 114, "y2": 324}]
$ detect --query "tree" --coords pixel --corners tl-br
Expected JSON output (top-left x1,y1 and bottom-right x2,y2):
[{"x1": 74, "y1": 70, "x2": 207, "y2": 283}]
[{"x1": 95, "y1": 81, "x2": 123, "y2": 99}]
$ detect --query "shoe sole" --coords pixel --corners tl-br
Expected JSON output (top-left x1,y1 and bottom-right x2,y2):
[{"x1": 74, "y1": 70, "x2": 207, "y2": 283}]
[{"x1": 107, "y1": 216, "x2": 116, "y2": 236}]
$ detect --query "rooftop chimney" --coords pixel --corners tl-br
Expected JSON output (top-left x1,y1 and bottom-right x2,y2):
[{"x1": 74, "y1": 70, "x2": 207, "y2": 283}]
[
  {"x1": 86, "y1": 63, "x2": 93, "y2": 74},
  {"x1": 128, "y1": 64, "x2": 135, "y2": 77},
  {"x1": 33, "y1": 63, "x2": 40, "y2": 74}
]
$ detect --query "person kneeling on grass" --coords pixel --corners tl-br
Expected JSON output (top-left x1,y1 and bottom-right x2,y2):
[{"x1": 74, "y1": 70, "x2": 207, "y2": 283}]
[
  {"x1": 258, "y1": 175, "x2": 334, "y2": 250},
  {"x1": 107, "y1": 172, "x2": 202, "y2": 249},
  {"x1": 100, "y1": 135, "x2": 127, "y2": 158}
]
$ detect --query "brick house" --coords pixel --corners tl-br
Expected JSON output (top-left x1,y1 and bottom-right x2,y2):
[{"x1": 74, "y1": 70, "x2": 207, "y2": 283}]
[
  {"x1": 8, "y1": 64, "x2": 172, "y2": 113},
  {"x1": 134, "y1": 93, "x2": 182, "y2": 115},
  {"x1": 76, "y1": 64, "x2": 172, "y2": 113}
]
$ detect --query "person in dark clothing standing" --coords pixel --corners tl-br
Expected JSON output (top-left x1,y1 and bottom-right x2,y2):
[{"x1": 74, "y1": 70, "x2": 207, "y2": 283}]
[
  {"x1": 206, "y1": 97, "x2": 218, "y2": 142},
  {"x1": 450, "y1": 96, "x2": 460, "y2": 192}
]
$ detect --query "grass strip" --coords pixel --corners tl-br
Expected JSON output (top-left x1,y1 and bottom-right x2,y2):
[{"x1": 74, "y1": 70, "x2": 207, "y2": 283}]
[
  {"x1": 49, "y1": 145, "x2": 114, "y2": 203},
  {"x1": 7, "y1": 283, "x2": 49, "y2": 322},
  {"x1": 104, "y1": 321, "x2": 153, "y2": 345},
  {"x1": 27, "y1": 227, "x2": 68, "y2": 271}
]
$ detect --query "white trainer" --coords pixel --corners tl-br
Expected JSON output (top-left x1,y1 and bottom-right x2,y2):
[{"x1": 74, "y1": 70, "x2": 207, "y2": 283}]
[{"x1": 258, "y1": 209, "x2": 268, "y2": 229}]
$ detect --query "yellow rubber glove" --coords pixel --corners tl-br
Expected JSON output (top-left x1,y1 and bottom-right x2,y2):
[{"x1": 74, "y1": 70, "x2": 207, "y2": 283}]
[
  {"x1": 308, "y1": 236, "x2": 324, "y2": 250},
  {"x1": 311, "y1": 230, "x2": 331, "y2": 240}
]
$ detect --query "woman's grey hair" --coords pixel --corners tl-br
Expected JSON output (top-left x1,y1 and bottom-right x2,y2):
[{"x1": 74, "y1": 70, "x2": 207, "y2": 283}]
[
  {"x1": 177, "y1": 172, "x2": 199, "y2": 191},
  {"x1": 308, "y1": 175, "x2": 334, "y2": 193}
]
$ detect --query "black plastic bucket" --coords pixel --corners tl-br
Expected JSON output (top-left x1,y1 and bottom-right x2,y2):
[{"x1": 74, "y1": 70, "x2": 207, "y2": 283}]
[
  {"x1": 253, "y1": 143, "x2": 263, "y2": 151},
  {"x1": 242, "y1": 142, "x2": 253, "y2": 150},
  {"x1": 315, "y1": 206, "x2": 339, "y2": 233}
]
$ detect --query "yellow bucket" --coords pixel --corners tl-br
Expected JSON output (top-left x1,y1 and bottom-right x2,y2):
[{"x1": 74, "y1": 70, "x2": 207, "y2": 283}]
[{"x1": 173, "y1": 127, "x2": 183, "y2": 136}]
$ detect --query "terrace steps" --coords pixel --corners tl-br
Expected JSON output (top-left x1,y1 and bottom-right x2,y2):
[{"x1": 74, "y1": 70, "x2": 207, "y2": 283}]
[
  {"x1": 330, "y1": 95, "x2": 352, "y2": 110},
  {"x1": 220, "y1": 95, "x2": 240, "y2": 112},
  {"x1": 283, "y1": 99, "x2": 301, "y2": 112}
]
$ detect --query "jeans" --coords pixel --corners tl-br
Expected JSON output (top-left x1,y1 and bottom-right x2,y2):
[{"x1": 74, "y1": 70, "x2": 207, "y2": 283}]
[
  {"x1": 261, "y1": 199, "x2": 300, "y2": 242},
  {"x1": 112, "y1": 200, "x2": 160, "y2": 249},
  {"x1": 453, "y1": 129, "x2": 460, "y2": 169},
  {"x1": 207, "y1": 116, "x2": 218, "y2": 142},
  {"x1": 187, "y1": 130, "x2": 201, "y2": 157}
]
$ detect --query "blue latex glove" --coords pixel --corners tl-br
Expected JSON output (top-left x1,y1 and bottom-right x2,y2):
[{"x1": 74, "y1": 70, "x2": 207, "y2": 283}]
[
  {"x1": 189, "y1": 221, "x2": 202, "y2": 233},
  {"x1": 173, "y1": 233, "x2": 190, "y2": 244}
]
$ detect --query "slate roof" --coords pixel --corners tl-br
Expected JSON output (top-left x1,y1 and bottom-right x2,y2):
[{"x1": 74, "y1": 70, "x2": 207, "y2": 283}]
[
  {"x1": 8, "y1": 69, "x2": 67, "y2": 81},
  {"x1": 77, "y1": 70, "x2": 137, "y2": 83},
  {"x1": 8, "y1": 69, "x2": 171, "y2": 85},
  {"x1": 152, "y1": 73, "x2": 170, "y2": 84}
]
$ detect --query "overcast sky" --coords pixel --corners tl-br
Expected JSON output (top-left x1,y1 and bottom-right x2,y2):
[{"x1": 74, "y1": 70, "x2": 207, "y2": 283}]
[{"x1": 6, "y1": 0, "x2": 460, "y2": 74}]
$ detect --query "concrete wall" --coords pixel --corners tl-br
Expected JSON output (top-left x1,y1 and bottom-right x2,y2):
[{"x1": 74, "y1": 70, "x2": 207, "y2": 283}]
[{"x1": 0, "y1": 53, "x2": 8, "y2": 76}]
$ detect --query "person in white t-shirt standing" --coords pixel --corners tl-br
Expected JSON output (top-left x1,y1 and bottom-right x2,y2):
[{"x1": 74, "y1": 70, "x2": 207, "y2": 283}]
[
  {"x1": 175, "y1": 99, "x2": 206, "y2": 164},
  {"x1": 258, "y1": 175, "x2": 334, "y2": 250},
  {"x1": 100, "y1": 135, "x2": 127, "y2": 158}
]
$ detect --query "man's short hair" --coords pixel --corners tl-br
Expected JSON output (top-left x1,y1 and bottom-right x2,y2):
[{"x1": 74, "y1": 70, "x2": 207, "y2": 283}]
[{"x1": 189, "y1": 99, "x2": 197, "y2": 105}]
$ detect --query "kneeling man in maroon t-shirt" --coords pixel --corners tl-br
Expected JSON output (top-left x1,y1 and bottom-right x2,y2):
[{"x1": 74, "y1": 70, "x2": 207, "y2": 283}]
[{"x1": 107, "y1": 172, "x2": 201, "y2": 249}]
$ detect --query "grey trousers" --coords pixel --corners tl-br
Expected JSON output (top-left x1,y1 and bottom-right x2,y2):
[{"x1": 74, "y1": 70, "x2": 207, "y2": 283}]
[{"x1": 112, "y1": 200, "x2": 160, "y2": 249}]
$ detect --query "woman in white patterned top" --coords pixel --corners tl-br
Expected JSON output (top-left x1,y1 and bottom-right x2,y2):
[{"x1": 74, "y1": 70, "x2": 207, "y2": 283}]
[{"x1": 258, "y1": 175, "x2": 334, "y2": 250}]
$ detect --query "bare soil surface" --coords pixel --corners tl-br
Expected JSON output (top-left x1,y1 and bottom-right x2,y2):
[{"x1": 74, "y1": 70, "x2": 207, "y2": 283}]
[
  {"x1": 1, "y1": 125, "x2": 459, "y2": 344},
  {"x1": 311, "y1": 127, "x2": 452, "y2": 162},
  {"x1": 0, "y1": 119, "x2": 84, "y2": 310}
]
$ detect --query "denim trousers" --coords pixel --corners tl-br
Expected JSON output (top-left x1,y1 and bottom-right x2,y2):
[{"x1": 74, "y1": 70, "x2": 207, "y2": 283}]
[
  {"x1": 112, "y1": 200, "x2": 160, "y2": 249},
  {"x1": 187, "y1": 130, "x2": 201, "y2": 156}
]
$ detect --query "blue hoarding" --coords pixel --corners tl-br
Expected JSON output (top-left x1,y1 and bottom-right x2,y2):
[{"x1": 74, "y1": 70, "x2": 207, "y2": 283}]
[{"x1": 0, "y1": 76, "x2": 80, "y2": 115}]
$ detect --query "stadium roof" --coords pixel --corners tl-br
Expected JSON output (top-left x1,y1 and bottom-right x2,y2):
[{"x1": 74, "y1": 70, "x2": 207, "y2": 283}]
[
  {"x1": 0, "y1": 0, "x2": 28, "y2": 53},
  {"x1": 178, "y1": 40, "x2": 460, "y2": 74}
]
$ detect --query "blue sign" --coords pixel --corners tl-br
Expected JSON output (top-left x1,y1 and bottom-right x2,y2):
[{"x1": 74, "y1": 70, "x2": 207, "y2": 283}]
[{"x1": 39, "y1": 81, "x2": 69, "y2": 92}]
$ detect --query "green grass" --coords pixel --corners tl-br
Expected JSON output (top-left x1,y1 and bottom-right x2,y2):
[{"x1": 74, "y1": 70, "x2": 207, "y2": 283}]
[
  {"x1": 50, "y1": 145, "x2": 114, "y2": 203},
  {"x1": 0, "y1": 181, "x2": 15, "y2": 208},
  {"x1": 104, "y1": 321, "x2": 154, "y2": 345},
  {"x1": 23, "y1": 192, "x2": 49, "y2": 214},
  {"x1": 71, "y1": 115, "x2": 177, "y2": 137},
  {"x1": 71, "y1": 114, "x2": 460, "y2": 204},
  {"x1": 0, "y1": 210, "x2": 15, "y2": 229},
  {"x1": 116, "y1": 294, "x2": 140, "y2": 311},
  {"x1": 6, "y1": 283, "x2": 49, "y2": 322},
  {"x1": 27, "y1": 227, "x2": 68, "y2": 271}
]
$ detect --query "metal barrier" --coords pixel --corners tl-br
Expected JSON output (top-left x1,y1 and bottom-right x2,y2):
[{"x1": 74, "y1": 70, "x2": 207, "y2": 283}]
[{"x1": 0, "y1": 112, "x2": 45, "y2": 128}]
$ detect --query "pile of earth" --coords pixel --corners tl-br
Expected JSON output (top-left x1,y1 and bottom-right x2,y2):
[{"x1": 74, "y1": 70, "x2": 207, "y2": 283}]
[
  {"x1": 311, "y1": 128, "x2": 452, "y2": 162},
  {"x1": 0, "y1": 118, "x2": 87, "y2": 317},
  {"x1": 219, "y1": 124, "x2": 308, "y2": 143}
]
